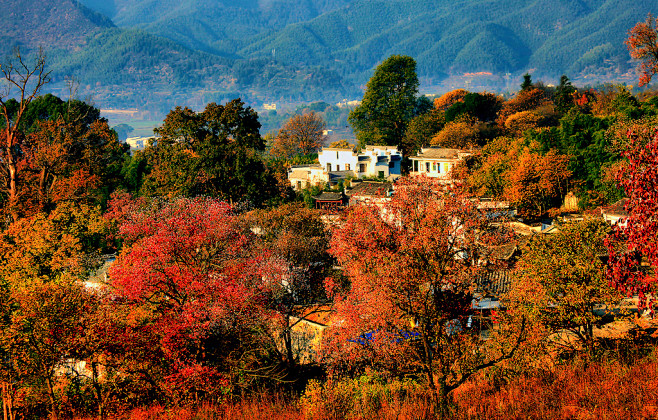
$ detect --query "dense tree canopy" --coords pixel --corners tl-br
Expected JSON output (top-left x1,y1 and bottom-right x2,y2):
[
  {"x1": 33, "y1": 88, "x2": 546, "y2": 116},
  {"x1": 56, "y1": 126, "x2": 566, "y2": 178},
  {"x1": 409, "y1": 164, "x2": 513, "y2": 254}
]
[
  {"x1": 108, "y1": 197, "x2": 282, "y2": 401},
  {"x1": 513, "y1": 220, "x2": 621, "y2": 355},
  {"x1": 325, "y1": 176, "x2": 523, "y2": 415},
  {"x1": 141, "y1": 99, "x2": 272, "y2": 205},
  {"x1": 626, "y1": 14, "x2": 658, "y2": 86},
  {"x1": 349, "y1": 55, "x2": 421, "y2": 149},
  {"x1": 607, "y1": 121, "x2": 658, "y2": 312}
]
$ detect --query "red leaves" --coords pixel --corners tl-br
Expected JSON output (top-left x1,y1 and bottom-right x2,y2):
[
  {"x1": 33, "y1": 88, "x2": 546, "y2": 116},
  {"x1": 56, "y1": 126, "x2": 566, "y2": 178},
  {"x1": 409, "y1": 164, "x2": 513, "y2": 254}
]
[
  {"x1": 325, "y1": 176, "x2": 496, "y2": 374},
  {"x1": 607, "y1": 124, "x2": 658, "y2": 311},
  {"x1": 108, "y1": 196, "x2": 279, "y2": 400},
  {"x1": 626, "y1": 14, "x2": 658, "y2": 86}
]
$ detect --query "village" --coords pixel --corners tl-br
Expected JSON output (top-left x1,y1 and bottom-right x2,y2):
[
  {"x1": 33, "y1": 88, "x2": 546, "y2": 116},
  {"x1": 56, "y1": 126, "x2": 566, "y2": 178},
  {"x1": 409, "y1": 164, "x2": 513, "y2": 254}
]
[{"x1": 1, "y1": 20, "x2": 658, "y2": 418}]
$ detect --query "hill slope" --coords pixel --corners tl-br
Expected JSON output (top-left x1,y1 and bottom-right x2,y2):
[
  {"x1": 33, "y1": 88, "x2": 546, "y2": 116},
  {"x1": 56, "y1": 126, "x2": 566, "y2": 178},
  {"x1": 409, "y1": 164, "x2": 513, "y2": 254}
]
[
  {"x1": 3, "y1": 0, "x2": 657, "y2": 113},
  {"x1": 0, "y1": 0, "x2": 113, "y2": 53},
  {"x1": 78, "y1": 0, "x2": 356, "y2": 56},
  {"x1": 239, "y1": 0, "x2": 657, "y2": 79}
]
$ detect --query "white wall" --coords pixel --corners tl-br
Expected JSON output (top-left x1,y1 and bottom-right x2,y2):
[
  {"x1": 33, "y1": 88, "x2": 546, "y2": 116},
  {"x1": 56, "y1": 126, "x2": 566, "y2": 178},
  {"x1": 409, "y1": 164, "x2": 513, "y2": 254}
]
[{"x1": 318, "y1": 148, "x2": 359, "y2": 173}]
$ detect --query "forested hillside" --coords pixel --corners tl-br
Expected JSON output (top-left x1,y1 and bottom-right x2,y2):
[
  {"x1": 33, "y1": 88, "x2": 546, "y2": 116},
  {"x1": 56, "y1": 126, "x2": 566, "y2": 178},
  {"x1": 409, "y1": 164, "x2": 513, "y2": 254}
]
[
  {"x1": 3, "y1": 0, "x2": 657, "y2": 111},
  {"x1": 0, "y1": 0, "x2": 113, "y2": 52},
  {"x1": 79, "y1": 0, "x2": 356, "y2": 56},
  {"x1": 241, "y1": 0, "x2": 656, "y2": 80}
]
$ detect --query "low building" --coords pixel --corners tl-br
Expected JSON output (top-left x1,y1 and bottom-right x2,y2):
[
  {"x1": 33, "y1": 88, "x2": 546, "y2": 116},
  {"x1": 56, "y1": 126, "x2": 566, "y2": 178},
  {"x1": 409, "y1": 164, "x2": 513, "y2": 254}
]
[
  {"x1": 602, "y1": 199, "x2": 628, "y2": 226},
  {"x1": 409, "y1": 147, "x2": 471, "y2": 182},
  {"x1": 313, "y1": 191, "x2": 347, "y2": 211},
  {"x1": 346, "y1": 181, "x2": 393, "y2": 207},
  {"x1": 288, "y1": 165, "x2": 327, "y2": 190},
  {"x1": 289, "y1": 145, "x2": 403, "y2": 191}
]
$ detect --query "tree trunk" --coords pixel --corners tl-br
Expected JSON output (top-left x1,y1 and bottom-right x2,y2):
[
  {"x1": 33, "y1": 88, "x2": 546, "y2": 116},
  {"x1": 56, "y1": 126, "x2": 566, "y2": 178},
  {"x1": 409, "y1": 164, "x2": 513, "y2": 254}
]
[
  {"x1": 45, "y1": 374, "x2": 58, "y2": 420},
  {"x1": 3, "y1": 382, "x2": 8, "y2": 420},
  {"x1": 92, "y1": 362, "x2": 105, "y2": 420},
  {"x1": 7, "y1": 140, "x2": 19, "y2": 223},
  {"x1": 283, "y1": 315, "x2": 296, "y2": 369},
  {"x1": 38, "y1": 167, "x2": 48, "y2": 211}
]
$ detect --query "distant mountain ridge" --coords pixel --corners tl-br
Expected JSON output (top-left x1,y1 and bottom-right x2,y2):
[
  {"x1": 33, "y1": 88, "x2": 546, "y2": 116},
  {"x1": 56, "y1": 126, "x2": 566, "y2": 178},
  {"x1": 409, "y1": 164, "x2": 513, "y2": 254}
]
[
  {"x1": 0, "y1": 0, "x2": 113, "y2": 51},
  {"x1": 75, "y1": 0, "x2": 658, "y2": 82},
  {"x1": 79, "y1": 0, "x2": 356, "y2": 56},
  {"x1": 2, "y1": 0, "x2": 657, "y2": 111}
]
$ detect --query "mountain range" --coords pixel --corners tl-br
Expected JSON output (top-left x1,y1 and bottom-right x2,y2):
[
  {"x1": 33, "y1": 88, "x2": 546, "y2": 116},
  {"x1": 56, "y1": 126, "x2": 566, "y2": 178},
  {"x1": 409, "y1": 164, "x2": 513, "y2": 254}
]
[{"x1": 2, "y1": 0, "x2": 657, "y2": 112}]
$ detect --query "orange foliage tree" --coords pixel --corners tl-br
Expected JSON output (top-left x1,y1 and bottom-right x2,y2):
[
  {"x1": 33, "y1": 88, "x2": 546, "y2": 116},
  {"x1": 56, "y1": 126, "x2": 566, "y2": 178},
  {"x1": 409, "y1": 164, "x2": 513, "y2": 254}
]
[
  {"x1": 0, "y1": 279, "x2": 95, "y2": 420},
  {"x1": 0, "y1": 201, "x2": 110, "y2": 419},
  {"x1": 497, "y1": 88, "x2": 548, "y2": 129},
  {"x1": 503, "y1": 148, "x2": 571, "y2": 217},
  {"x1": 626, "y1": 14, "x2": 658, "y2": 86},
  {"x1": 271, "y1": 112, "x2": 326, "y2": 159},
  {"x1": 324, "y1": 176, "x2": 525, "y2": 416},
  {"x1": 431, "y1": 116, "x2": 481, "y2": 149},
  {"x1": 22, "y1": 117, "x2": 126, "y2": 214},
  {"x1": 434, "y1": 89, "x2": 469, "y2": 111}
]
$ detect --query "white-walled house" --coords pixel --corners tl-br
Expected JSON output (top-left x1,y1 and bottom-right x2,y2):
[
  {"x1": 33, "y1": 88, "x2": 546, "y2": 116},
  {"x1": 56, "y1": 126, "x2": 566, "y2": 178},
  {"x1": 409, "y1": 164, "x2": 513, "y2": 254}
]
[
  {"x1": 409, "y1": 147, "x2": 471, "y2": 182},
  {"x1": 288, "y1": 165, "x2": 327, "y2": 190},
  {"x1": 359, "y1": 145, "x2": 402, "y2": 178},
  {"x1": 318, "y1": 147, "x2": 359, "y2": 174},
  {"x1": 289, "y1": 145, "x2": 403, "y2": 191}
]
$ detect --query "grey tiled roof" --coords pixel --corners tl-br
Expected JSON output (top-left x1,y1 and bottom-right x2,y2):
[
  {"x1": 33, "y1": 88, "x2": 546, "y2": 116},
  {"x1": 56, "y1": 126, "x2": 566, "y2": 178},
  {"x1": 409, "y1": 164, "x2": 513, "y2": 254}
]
[
  {"x1": 313, "y1": 192, "x2": 345, "y2": 201},
  {"x1": 476, "y1": 270, "x2": 513, "y2": 297},
  {"x1": 346, "y1": 181, "x2": 392, "y2": 197},
  {"x1": 411, "y1": 148, "x2": 462, "y2": 160}
]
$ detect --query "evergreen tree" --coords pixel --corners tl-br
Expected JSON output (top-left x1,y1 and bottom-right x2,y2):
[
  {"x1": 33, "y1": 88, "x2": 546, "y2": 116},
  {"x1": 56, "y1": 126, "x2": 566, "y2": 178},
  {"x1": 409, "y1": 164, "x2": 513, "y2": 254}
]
[{"x1": 349, "y1": 55, "x2": 420, "y2": 149}]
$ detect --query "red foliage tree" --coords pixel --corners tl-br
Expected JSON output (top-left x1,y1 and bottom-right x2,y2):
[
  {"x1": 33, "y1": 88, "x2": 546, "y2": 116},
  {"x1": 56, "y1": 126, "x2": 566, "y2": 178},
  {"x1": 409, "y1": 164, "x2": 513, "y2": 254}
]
[
  {"x1": 626, "y1": 14, "x2": 658, "y2": 86},
  {"x1": 607, "y1": 123, "x2": 658, "y2": 312},
  {"x1": 324, "y1": 176, "x2": 524, "y2": 416},
  {"x1": 108, "y1": 197, "x2": 282, "y2": 402}
]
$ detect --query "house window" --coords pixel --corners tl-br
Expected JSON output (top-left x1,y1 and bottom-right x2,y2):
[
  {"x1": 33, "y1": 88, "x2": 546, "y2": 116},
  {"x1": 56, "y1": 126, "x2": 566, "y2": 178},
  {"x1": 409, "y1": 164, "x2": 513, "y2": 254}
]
[
  {"x1": 336, "y1": 164, "x2": 340, "y2": 171},
  {"x1": 345, "y1": 164, "x2": 350, "y2": 171},
  {"x1": 297, "y1": 181, "x2": 302, "y2": 190},
  {"x1": 432, "y1": 162, "x2": 437, "y2": 172},
  {"x1": 359, "y1": 164, "x2": 367, "y2": 172},
  {"x1": 327, "y1": 163, "x2": 332, "y2": 172},
  {"x1": 389, "y1": 161, "x2": 394, "y2": 168},
  {"x1": 437, "y1": 163, "x2": 442, "y2": 173},
  {"x1": 378, "y1": 171, "x2": 385, "y2": 178},
  {"x1": 425, "y1": 162, "x2": 430, "y2": 172},
  {"x1": 413, "y1": 160, "x2": 418, "y2": 172}
]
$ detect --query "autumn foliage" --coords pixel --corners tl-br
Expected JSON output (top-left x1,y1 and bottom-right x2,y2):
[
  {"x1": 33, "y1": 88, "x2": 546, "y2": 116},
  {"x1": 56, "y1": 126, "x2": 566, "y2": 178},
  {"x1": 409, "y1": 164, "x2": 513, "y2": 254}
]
[
  {"x1": 3, "y1": 42, "x2": 658, "y2": 419},
  {"x1": 626, "y1": 14, "x2": 658, "y2": 86},
  {"x1": 325, "y1": 176, "x2": 523, "y2": 415},
  {"x1": 271, "y1": 112, "x2": 326, "y2": 159},
  {"x1": 607, "y1": 123, "x2": 658, "y2": 312},
  {"x1": 108, "y1": 196, "x2": 282, "y2": 402}
]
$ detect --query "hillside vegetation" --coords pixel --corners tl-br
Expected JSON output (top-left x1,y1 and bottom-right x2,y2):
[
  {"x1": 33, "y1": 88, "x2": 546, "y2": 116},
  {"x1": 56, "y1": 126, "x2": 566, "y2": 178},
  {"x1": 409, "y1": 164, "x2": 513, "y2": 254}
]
[{"x1": 2, "y1": 0, "x2": 657, "y2": 118}]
